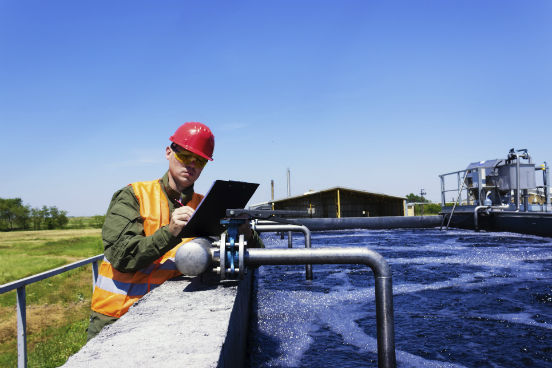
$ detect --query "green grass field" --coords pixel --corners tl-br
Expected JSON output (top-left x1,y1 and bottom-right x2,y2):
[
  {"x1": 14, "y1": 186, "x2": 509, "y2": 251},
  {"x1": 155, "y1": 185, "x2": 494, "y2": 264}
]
[{"x1": 0, "y1": 229, "x2": 102, "y2": 367}]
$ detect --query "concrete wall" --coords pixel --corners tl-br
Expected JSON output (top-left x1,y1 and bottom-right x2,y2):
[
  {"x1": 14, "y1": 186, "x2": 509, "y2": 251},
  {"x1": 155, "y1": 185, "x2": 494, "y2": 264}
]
[{"x1": 63, "y1": 271, "x2": 253, "y2": 368}]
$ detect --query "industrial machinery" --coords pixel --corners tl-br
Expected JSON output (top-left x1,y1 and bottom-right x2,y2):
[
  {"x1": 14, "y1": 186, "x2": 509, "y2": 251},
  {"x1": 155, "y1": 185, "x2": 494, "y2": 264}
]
[
  {"x1": 439, "y1": 148, "x2": 552, "y2": 236},
  {"x1": 463, "y1": 148, "x2": 544, "y2": 208},
  {"x1": 174, "y1": 209, "x2": 397, "y2": 368}
]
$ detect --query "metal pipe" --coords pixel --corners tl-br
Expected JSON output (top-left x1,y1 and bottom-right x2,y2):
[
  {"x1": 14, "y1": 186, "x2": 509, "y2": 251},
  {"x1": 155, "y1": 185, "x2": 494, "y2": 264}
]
[
  {"x1": 280, "y1": 216, "x2": 442, "y2": 231},
  {"x1": 0, "y1": 254, "x2": 104, "y2": 368},
  {"x1": 473, "y1": 205, "x2": 510, "y2": 231},
  {"x1": 0, "y1": 254, "x2": 105, "y2": 294},
  {"x1": 544, "y1": 162, "x2": 550, "y2": 208},
  {"x1": 253, "y1": 223, "x2": 313, "y2": 280},
  {"x1": 477, "y1": 167, "x2": 483, "y2": 205},
  {"x1": 440, "y1": 175, "x2": 445, "y2": 206},
  {"x1": 288, "y1": 231, "x2": 292, "y2": 248},
  {"x1": 287, "y1": 168, "x2": 291, "y2": 197},
  {"x1": 446, "y1": 170, "x2": 469, "y2": 230},
  {"x1": 17, "y1": 287, "x2": 26, "y2": 368},
  {"x1": 92, "y1": 260, "x2": 99, "y2": 291},
  {"x1": 516, "y1": 155, "x2": 521, "y2": 211},
  {"x1": 473, "y1": 205, "x2": 490, "y2": 231},
  {"x1": 246, "y1": 247, "x2": 396, "y2": 368},
  {"x1": 457, "y1": 172, "x2": 462, "y2": 205}
]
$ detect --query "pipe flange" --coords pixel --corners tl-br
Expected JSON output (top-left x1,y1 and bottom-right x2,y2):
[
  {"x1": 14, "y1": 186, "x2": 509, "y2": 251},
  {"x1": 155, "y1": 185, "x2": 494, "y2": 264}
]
[
  {"x1": 239, "y1": 234, "x2": 246, "y2": 278},
  {"x1": 219, "y1": 233, "x2": 226, "y2": 280}
]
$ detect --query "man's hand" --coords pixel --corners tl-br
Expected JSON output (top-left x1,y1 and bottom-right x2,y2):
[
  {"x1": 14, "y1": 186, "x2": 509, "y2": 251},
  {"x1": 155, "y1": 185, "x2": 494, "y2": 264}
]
[{"x1": 168, "y1": 206, "x2": 196, "y2": 237}]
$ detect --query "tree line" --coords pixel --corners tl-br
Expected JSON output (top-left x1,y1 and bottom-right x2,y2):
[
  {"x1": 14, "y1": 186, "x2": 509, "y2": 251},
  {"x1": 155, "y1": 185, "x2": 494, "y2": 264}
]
[
  {"x1": 1, "y1": 197, "x2": 73, "y2": 231},
  {"x1": 405, "y1": 192, "x2": 441, "y2": 215}
]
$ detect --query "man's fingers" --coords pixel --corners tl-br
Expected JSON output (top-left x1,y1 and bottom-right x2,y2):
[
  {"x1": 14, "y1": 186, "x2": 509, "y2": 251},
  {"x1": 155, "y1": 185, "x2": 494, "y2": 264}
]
[{"x1": 168, "y1": 206, "x2": 196, "y2": 236}]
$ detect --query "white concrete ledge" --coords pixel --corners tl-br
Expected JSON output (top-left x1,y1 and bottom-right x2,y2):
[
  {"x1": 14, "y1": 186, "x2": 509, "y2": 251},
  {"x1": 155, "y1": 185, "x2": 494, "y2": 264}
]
[{"x1": 64, "y1": 272, "x2": 253, "y2": 368}]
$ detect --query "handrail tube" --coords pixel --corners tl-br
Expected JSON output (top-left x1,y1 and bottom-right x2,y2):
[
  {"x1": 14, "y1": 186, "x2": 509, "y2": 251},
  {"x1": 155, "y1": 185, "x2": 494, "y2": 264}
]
[
  {"x1": 446, "y1": 171, "x2": 469, "y2": 230},
  {"x1": 439, "y1": 169, "x2": 467, "y2": 177},
  {"x1": 0, "y1": 254, "x2": 104, "y2": 368},
  {"x1": 246, "y1": 247, "x2": 395, "y2": 368},
  {"x1": 253, "y1": 223, "x2": 313, "y2": 280},
  {"x1": 0, "y1": 254, "x2": 104, "y2": 294},
  {"x1": 17, "y1": 287, "x2": 26, "y2": 368},
  {"x1": 545, "y1": 162, "x2": 550, "y2": 207},
  {"x1": 516, "y1": 156, "x2": 521, "y2": 211}
]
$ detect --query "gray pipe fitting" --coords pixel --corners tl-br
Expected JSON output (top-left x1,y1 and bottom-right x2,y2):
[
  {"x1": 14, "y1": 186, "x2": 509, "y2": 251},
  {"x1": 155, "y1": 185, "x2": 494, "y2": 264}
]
[{"x1": 175, "y1": 237, "x2": 214, "y2": 276}]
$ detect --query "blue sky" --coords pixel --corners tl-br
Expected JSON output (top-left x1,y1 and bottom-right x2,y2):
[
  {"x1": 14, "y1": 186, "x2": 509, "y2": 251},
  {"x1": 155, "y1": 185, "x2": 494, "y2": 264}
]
[{"x1": 1, "y1": 0, "x2": 551, "y2": 216}]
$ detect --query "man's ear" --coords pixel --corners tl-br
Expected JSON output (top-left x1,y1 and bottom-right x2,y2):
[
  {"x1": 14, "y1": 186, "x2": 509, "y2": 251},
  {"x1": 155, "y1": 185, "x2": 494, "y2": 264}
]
[{"x1": 165, "y1": 146, "x2": 172, "y2": 160}]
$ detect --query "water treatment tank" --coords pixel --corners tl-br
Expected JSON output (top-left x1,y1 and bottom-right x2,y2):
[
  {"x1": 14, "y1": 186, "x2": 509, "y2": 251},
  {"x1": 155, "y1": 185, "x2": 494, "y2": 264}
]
[{"x1": 497, "y1": 163, "x2": 536, "y2": 190}]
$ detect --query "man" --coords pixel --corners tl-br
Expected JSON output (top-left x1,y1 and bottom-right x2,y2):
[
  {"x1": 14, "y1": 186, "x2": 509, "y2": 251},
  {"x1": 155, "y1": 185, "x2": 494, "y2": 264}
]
[{"x1": 87, "y1": 122, "x2": 261, "y2": 340}]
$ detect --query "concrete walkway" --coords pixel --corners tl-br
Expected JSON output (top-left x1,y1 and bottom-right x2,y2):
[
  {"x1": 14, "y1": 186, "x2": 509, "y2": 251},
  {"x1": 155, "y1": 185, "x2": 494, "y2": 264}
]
[{"x1": 64, "y1": 272, "x2": 253, "y2": 368}]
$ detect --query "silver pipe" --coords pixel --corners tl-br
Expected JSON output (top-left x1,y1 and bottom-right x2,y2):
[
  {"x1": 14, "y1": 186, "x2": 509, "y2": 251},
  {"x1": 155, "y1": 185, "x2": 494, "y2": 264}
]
[
  {"x1": 440, "y1": 175, "x2": 445, "y2": 206},
  {"x1": 287, "y1": 168, "x2": 291, "y2": 197},
  {"x1": 253, "y1": 223, "x2": 313, "y2": 280},
  {"x1": 285, "y1": 216, "x2": 442, "y2": 231},
  {"x1": 473, "y1": 205, "x2": 490, "y2": 231},
  {"x1": 545, "y1": 162, "x2": 550, "y2": 207},
  {"x1": 446, "y1": 170, "x2": 469, "y2": 229},
  {"x1": 457, "y1": 171, "x2": 462, "y2": 205},
  {"x1": 474, "y1": 205, "x2": 511, "y2": 231},
  {"x1": 523, "y1": 189, "x2": 529, "y2": 212},
  {"x1": 516, "y1": 155, "x2": 521, "y2": 211},
  {"x1": 288, "y1": 231, "x2": 292, "y2": 248},
  {"x1": 477, "y1": 167, "x2": 483, "y2": 205},
  {"x1": 246, "y1": 247, "x2": 395, "y2": 368},
  {"x1": 17, "y1": 287, "x2": 26, "y2": 368}
]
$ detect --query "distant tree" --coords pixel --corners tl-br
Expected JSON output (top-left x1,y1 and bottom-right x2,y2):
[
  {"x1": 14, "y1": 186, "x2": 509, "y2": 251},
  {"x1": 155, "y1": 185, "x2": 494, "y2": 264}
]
[
  {"x1": 92, "y1": 215, "x2": 105, "y2": 229},
  {"x1": 0, "y1": 198, "x2": 26, "y2": 230},
  {"x1": 30, "y1": 207, "x2": 44, "y2": 230},
  {"x1": 406, "y1": 193, "x2": 428, "y2": 203},
  {"x1": 413, "y1": 203, "x2": 442, "y2": 215},
  {"x1": 45, "y1": 206, "x2": 68, "y2": 229},
  {"x1": 54, "y1": 208, "x2": 69, "y2": 228},
  {"x1": 0, "y1": 197, "x2": 70, "y2": 231},
  {"x1": 73, "y1": 218, "x2": 85, "y2": 229},
  {"x1": 14, "y1": 204, "x2": 31, "y2": 230}
]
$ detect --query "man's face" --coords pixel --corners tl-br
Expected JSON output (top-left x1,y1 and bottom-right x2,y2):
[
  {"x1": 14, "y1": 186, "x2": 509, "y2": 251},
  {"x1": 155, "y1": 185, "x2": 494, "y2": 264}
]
[{"x1": 166, "y1": 144, "x2": 207, "y2": 191}]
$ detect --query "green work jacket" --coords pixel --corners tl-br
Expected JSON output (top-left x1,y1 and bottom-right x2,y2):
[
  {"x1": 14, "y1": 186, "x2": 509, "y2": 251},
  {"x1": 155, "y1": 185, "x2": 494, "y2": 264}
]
[{"x1": 102, "y1": 172, "x2": 263, "y2": 273}]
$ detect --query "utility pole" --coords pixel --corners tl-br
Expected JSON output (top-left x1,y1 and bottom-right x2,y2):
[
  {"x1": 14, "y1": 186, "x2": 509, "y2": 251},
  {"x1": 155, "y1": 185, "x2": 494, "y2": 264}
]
[
  {"x1": 420, "y1": 188, "x2": 426, "y2": 216},
  {"x1": 287, "y1": 168, "x2": 291, "y2": 197},
  {"x1": 271, "y1": 180, "x2": 274, "y2": 210}
]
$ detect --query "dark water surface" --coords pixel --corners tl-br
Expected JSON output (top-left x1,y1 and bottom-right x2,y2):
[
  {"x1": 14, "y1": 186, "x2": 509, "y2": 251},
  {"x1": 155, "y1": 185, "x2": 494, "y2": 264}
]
[{"x1": 247, "y1": 229, "x2": 552, "y2": 367}]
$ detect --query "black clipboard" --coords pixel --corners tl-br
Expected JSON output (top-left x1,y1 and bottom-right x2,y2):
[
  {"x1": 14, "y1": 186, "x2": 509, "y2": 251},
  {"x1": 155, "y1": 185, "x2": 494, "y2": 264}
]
[{"x1": 178, "y1": 180, "x2": 259, "y2": 238}]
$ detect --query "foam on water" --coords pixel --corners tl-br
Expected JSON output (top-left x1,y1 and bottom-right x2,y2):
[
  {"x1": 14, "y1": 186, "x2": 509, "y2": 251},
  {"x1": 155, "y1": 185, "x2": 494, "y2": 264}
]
[{"x1": 248, "y1": 229, "x2": 552, "y2": 367}]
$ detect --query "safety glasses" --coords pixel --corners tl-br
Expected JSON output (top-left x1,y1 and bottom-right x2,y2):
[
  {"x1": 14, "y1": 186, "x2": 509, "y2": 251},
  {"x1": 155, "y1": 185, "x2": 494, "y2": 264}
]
[{"x1": 171, "y1": 144, "x2": 208, "y2": 168}]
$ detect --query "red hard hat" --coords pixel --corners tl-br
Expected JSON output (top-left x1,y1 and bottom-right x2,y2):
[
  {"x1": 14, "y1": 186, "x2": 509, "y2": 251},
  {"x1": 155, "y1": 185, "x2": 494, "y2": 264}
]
[{"x1": 170, "y1": 122, "x2": 215, "y2": 161}]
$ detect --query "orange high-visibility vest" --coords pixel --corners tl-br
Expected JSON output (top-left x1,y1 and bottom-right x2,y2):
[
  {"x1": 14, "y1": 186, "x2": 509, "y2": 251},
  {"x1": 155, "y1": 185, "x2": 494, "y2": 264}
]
[{"x1": 91, "y1": 180, "x2": 204, "y2": 318}]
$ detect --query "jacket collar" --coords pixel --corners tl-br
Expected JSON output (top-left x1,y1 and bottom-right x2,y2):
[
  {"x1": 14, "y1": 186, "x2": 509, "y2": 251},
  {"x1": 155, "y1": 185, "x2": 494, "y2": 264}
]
[{"x1": 161, "y1": 172, "x2": 194, "y2": 206}]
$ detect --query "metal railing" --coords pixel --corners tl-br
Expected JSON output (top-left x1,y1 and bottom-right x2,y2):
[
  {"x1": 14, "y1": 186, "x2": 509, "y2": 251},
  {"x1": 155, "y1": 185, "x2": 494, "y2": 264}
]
[
  {"x1": 0, "y1": 254, "x2": 104, "y2": 368},
  {"x1": 246, "y1": 247, "x2": 396, "y2": 368},
  {"x1": 253, "y1": 221, "x2": 313, "y2": 280},
  {"x1": 176, "y1": 236, "x2": 397, "y2": 368}
]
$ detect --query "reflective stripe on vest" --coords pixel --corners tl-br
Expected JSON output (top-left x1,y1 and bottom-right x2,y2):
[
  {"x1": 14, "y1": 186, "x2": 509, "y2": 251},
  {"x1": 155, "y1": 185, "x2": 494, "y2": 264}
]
[{"x1": 91, "y1": 180, "x2": 204, "y2": 318}]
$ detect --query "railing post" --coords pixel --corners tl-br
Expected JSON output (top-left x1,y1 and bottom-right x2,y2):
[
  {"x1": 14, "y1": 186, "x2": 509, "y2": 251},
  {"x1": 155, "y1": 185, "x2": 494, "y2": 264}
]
[
  {"x1": 16, "y1": 286, "x2": 27, "y2": 368},
  {"x1": 440, "y1": 175, "x2": 445, "y2": 206},
  {"x1": 0, "y1": 254, "x2": 104, "y2": 367},
  {"x1": 253, "y1": 223, "x2": 313, "y2": 280},
  {"x1": 92, "y1": 259, "x2": 100, "y2": 290},
  {"x1": 287, "y1": 231, "x2": 292, "y2": 248}
]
